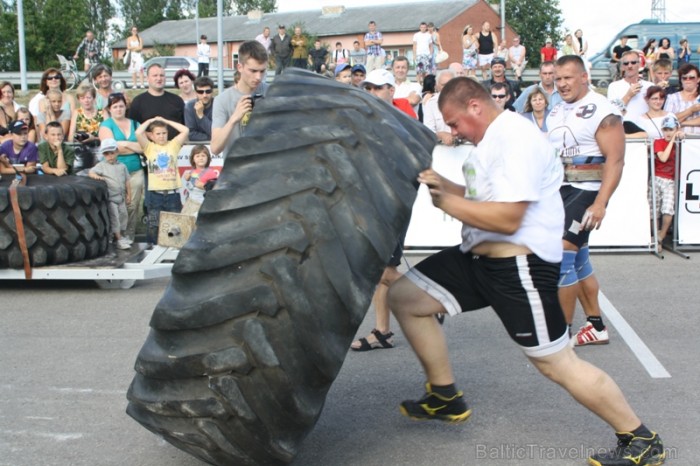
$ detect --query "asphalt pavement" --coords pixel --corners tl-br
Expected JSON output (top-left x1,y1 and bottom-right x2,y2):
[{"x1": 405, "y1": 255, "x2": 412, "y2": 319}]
[{"x1": 1, "y1": 250, "x2": 698, "y2": 466}]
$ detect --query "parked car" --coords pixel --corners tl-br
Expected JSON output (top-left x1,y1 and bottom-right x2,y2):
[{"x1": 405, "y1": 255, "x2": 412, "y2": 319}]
[
  {"x1": 143, "y1": 56, "x2": 199, "y2": 74},
  {"x1": 589, "y1": 19, "x2": 700, "y2": 88}
]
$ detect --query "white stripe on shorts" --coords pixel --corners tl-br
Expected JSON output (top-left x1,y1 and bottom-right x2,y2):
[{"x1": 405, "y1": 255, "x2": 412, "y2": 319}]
[
  {"x1": 405, "y1": 268, "x2": 462, "y2": 316},
  {"x1": 514, "y1": 256, "x2": 569, "y2": 358},
  {"x1": 515, "y1": 255, "x2": 550, "y2": 346}
]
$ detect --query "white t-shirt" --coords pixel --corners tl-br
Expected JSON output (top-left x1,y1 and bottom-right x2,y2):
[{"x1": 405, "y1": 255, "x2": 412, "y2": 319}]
[
  {"x1": 394, "y1": 79, "x2": 422, "y2": 113},
  {"x1": 197, "y1": 43, "x2": 211, "y2": 64},
  {"x1": 422, "y1": 94, "x2": 448, "y2": 133},
  {"x1": 607, "y1": 78, "x2": 652, "y2": 121},
  {"x1": 547, "y1": 90, "x2": 621, "y2": 191},
  {"x1": 460, "y1": 111, "x2": 564, "y2": 263},
  {"x1": 413, "y1": 31, "x2": 433, "y2": 56},
  {"x1": 632, "y1": 113, "x2": 668, "y2": 140}
]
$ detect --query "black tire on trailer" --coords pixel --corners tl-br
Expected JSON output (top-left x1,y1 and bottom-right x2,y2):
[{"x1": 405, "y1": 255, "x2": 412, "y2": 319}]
[
  {"x1": 0, "y1": 176, "x2": 111, "y2": 268},
  {"x1": 126, "y1": 68, "x2": 436, "y2": 465}
]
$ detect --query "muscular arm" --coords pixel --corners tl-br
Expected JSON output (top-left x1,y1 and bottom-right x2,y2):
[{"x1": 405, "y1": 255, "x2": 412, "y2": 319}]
[
  {"x1": 418, "y1": 168, "x2": 528, "y2": 234},
  {"x1": 590, "y1": 114, "x2": 625, "y2": 228}
]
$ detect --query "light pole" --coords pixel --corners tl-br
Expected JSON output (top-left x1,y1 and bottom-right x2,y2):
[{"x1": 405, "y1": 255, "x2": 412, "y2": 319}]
[
  {"x1": 17, "y1": 0, "x2": 28, "y2": 92},
  {"x1": 501, "y1": 0, "x2": 506, "y2": 42}
]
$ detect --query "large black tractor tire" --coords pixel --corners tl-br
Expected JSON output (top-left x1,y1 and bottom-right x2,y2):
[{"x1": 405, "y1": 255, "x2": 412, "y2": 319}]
[
  {"x1": 126, "y1": 68, "x2": 436, "y2": 465},
  {"x1": 0, "y1": 175, "x2": 110, "y2": 268}
]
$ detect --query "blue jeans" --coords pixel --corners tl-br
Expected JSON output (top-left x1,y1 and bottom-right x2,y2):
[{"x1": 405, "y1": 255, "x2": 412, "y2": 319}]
[{"x1": 146, "y1": 192, "x2": 182, "y2": 244}]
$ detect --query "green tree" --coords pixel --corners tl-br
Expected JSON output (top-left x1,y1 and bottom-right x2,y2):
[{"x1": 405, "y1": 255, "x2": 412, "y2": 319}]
[
  {"x1": 495, "y1": 0, "x2": 564, "y2": 68},
  {"x1": 234, "y1": 0, "x2": 276, "y2": 15},
  {"x1": 0, "y1": 8, "x2": 19, "y2": 70},
  {"x1": 120, "y1": 0, "x2": 186, "y2": 34}
]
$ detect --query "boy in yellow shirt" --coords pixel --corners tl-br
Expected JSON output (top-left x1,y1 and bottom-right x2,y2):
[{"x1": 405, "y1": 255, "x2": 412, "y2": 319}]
[{"x1": 135, "y1": 116, "x2": 189, "y2": 244}]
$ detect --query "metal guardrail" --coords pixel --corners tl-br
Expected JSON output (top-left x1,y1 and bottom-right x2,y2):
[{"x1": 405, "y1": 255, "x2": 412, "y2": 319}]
[{"x1": 0, "y1": 67, "x2": 617, "y2": 91}]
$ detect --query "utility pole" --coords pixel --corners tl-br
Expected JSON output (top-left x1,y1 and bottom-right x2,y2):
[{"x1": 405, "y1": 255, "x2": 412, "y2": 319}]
[{"x1": 651, "y1": 0, "x2": 666, "y2": 22}]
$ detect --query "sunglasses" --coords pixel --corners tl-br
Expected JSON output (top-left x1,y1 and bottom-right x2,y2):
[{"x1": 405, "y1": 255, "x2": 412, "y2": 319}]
[
  {"x1": 491, "y1": 94, "x2": 507, "y2": 99},
  {"x1": 681, "y1": 75, "x2": 698, "y2": 80},
  {"x1": 196, "y1": 89, "x2": 213, "y2": 94},
  {"x1": 46, "y1": 75, "x2": 62, "y2": 81},
  {"x1": 622, "y1": 61, "x2": 638, "y2": 66}
]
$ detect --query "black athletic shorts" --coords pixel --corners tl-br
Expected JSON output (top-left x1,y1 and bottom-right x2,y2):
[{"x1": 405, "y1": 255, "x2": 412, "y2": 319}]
[
  {"x1": 407, "y1": 246, "x2": 568, "y2": 358},
  {"x1": 561, "y1": 185, "x2": 598, "y2": 249}
]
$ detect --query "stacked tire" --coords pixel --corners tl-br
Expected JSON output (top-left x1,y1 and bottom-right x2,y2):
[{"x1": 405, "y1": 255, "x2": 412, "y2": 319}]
[
  {"x1": 0, "y1": 176, "x2": 110, "y2": 268},
  {"x1": 127, "y1": 69, "x2": 436, "y2": 465}
]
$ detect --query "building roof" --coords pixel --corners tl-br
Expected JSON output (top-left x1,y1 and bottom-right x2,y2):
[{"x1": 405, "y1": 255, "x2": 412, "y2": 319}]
[{"x1": 114, "y1": 0, "x2": 478, "y2": 48}]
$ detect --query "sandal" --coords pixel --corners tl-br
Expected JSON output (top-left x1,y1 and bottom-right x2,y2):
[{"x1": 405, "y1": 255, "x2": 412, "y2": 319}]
[{"x1": 351, "y1": 329, "x2": 394, "y2": 352}]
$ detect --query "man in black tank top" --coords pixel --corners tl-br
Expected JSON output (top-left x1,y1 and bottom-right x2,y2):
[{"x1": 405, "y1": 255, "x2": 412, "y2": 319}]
[{"x1": 477, "y1": 21, "x2": 498, "y2": 80}]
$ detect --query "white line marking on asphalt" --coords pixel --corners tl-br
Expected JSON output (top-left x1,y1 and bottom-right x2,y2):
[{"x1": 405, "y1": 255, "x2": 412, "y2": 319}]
[
  {"x1": 1, "y1": 430, "x2": 83, "y2": 441},
  {"x1": 49, "y1": 387, "x2": 126, "y2": 395},
  {"x1": 599, "y1": 291, "x2": 671, "y2": 378}
]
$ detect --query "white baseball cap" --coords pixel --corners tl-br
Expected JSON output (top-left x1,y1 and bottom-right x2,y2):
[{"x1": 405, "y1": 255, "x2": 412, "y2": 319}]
[{"x1": 361, "y1": 69, "x2": 396, "y2": 88}]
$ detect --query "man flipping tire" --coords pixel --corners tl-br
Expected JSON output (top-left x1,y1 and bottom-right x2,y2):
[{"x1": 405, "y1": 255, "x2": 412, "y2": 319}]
[{"x1": 388, "y1": 76, "x2": 665, "y2": 466}]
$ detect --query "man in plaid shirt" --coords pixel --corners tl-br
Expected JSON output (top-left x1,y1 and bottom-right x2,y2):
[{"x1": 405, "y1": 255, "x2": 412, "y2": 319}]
[
  {"x1": 364, "y1": 21, "x2": 384, "y2": 73},
  {"x1": 74, "y1": 30, "x2": 100, "y2": 72}
]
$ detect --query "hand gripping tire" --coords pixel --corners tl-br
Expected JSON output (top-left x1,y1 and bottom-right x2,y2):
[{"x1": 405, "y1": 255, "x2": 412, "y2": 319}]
[
  {"x1": 0, "y1": 175, "x2": 110, "y2": 268},
  {"x1": 126, "y1": 68, "x2": 436, "y2": 465}
]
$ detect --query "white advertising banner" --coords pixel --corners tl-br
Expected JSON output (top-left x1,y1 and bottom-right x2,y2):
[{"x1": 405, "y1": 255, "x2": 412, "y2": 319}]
[
  {"x1": 405, "y1": 144, "x2": 471, "y2": 249},
  {"x1": 589, "y1": 141, "x2": 652, "y2": 248},
  {"x1": 405, "y1": 141, "x2": 653, "y2": 250},
  {"x1": 677, "y1": 139, "x2": 700, "y2": 245}
]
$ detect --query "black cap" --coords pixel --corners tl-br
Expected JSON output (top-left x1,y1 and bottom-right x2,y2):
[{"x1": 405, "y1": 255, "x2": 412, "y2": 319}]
[
  {"x1": 9, "y1": 120, "x2": 28, "y2": 134},
  {"x1": 491, "y1": 57, "x2": 507, "y2": 67}
]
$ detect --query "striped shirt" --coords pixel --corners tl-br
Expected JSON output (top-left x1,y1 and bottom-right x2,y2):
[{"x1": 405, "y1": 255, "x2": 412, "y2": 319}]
[{"x1": 364, "y1": 31, "x2": 383, "y2": 56}]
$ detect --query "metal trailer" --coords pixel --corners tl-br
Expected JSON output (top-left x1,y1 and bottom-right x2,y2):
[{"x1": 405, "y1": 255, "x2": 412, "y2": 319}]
[{"x1": 0, "y1": 212, "x2": 195, "y2": 289}]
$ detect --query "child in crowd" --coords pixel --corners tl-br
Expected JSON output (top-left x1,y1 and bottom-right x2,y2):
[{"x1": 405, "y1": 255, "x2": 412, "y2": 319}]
[
  {"x1": 37, "y1": 89, "x2": 71, "y2": 137},
  {"x1": 135, "y1": 116, "x2": 189, "y2": 244},
  {"x1": 0, "y1": 120, "x2": 38, "y2": 175},
  {"x1": 89, "y1": 138, "x2": 132, "y2": 250},
  {"x1": 38, "y1": 121, "x2": 75, "y2": 176},
  {"x1": 650, "y1": 115, "x2": 682, "y2": 251},
  {"x1": 16, "y1": 107, "x2": 37, "y2": 143},
  {"x1": 181, "y1": 144, "x2": 218, "y2": 215},
  {"x1": 334, "y1": 63, "x2": 352, "y2": 85}
]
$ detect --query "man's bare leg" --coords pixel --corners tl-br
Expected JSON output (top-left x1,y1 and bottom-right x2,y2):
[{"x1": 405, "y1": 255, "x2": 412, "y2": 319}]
[{"x1": 529, "y1": 347, "x2": 640, "y2": 431}]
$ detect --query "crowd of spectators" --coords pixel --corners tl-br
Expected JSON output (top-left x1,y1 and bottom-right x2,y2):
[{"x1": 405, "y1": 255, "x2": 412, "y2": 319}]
[{"x1": 2, "y1": 19, "x2": 699, "y2": 252}]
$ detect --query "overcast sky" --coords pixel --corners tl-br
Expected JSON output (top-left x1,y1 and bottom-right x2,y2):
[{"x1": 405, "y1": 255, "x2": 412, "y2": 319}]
[{"x1": 276, "y1": 0, "x2": 700, "y2": 55}]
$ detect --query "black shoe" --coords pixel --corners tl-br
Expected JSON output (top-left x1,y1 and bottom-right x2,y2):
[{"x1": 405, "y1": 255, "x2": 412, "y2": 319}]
[
  {"x1": 399, "y1": 383, "x2": 472, "y2": 423},
  {"x1": 588, "y1": 432, "x2": 665, "y2": 466}
]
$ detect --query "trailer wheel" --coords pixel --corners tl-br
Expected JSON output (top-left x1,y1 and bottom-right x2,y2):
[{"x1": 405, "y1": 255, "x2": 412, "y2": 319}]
[
  {"x1": 0, "y1": 176, "x2": 110, "y2": 269},
  {"x1": 126, "y1": 69, "x2": 435, "y2": 465}
]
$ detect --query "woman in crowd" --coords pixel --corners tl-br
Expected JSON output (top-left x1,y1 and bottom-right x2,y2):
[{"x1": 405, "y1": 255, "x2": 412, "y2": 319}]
[
  {"x1": 633, "y1": 86, "x2": 671, "y2": 140},
  {"x1": 0, "y1": 81, "x2": 20, "y2": 129},
  {"x1": 561, "y1": 34, "x2": 577, "y2": 56},
  {"x1": 69, "y1": 85, "x2": 103, "y2": 146},
  {"x1": 521, "y1": 87, "x2": 549, "y2": 132},
  {"x1": 664, "y1": 63, "x2": 700, "y2": 135},
  {"x1": 642, "y1": 38, "x2": 657, "y2": 80},
  {"x1": 174, "y1": 69, "x2": 197, "y2": 103},
  {"x1": 461, "y1": 24, "x2": 478, "y2": 79},
  {"x1": 428, "y1": 23, "x2": 442, "y2": 71},
  {"x1": 17, "y1": 108, "x2": 37, "y2": 143},
  {"x1": 127, "y1": 26, "x2": 145, "y2": 89},
  {"x1": 418, "y1": 74, "x2": 436, "y2": 123},
  {"x1": 98, "y1": 93, "x2": 144, "y2": 241},
  {"x1": 655, "y1": 37, "x2": 675, "y2": 61},
  {"x1": 28, "y1": 68, "x2": 75, "y2": 118}
]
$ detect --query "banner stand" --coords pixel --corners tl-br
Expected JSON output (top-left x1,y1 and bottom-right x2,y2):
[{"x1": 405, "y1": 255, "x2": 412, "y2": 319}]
[{"x1": 671, "y1": 137, "x2": 700, "y2": 258}]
